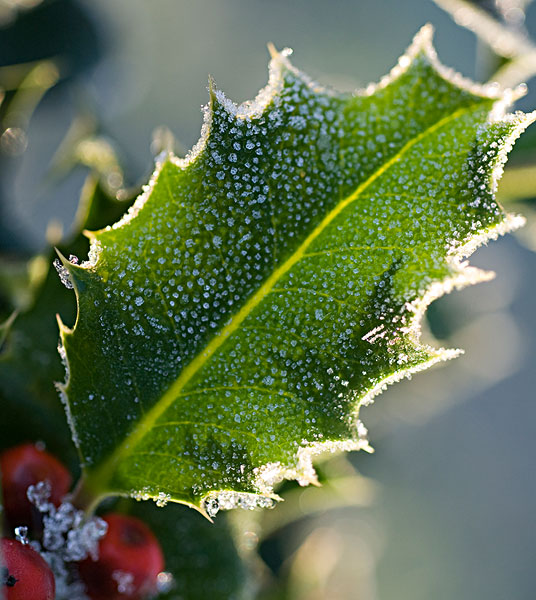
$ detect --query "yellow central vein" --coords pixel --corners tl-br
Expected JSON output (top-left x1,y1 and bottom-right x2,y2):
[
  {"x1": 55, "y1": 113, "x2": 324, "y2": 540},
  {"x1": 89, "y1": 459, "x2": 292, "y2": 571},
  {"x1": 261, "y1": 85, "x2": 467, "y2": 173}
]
[{"x1": 88, "y1": 102, "x2": 479, "y2": 488}]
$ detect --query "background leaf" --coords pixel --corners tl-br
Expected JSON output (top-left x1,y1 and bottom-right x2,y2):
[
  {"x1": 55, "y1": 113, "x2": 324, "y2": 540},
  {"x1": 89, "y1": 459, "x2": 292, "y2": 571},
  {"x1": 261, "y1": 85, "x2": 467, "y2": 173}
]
[
  {"x1": 0, "y1": 175, "x2": 136, "y2": 468},
  {"x1": 124, "y1": 500, "x2": 248, "y2": 600}
]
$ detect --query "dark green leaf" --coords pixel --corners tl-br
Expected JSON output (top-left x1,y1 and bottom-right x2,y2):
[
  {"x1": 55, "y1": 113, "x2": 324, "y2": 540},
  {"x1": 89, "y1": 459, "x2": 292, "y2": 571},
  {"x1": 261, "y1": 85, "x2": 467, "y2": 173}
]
[
  {"x1": 0, "y1": 176, "x2": 136, "y2": 468},
  {"x1": 123, "y1": 501, "x2": 247, "y2": 600}
]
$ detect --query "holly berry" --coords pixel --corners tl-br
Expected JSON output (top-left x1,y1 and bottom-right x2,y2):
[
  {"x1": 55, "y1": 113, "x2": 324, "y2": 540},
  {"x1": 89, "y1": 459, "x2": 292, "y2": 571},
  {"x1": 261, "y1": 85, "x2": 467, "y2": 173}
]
[
  {"x1": 0, "y1": 443, "x2": 72, "y2": 527},
  {"x1": 1, "y1": 538, "x2": 55, "y2": 600},
  {"x1": 79, "y1": 513, "x2": 164, "y2": 600}
]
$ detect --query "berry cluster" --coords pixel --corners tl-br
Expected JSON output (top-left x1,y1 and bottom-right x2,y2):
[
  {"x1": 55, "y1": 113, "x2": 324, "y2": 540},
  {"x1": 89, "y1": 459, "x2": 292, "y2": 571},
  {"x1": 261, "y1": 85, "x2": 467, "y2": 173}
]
[{"x1": 1, "y1": 443, "x2": 165, "y2": 600}]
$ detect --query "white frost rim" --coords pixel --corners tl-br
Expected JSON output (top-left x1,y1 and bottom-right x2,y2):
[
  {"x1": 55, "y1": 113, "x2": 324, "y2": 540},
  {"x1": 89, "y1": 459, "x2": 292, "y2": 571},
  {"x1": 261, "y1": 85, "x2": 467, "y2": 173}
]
[
  {"x1": 358, "y1": 24, "x2": 526, "y2": 116},
  {"x1": 61, "y1": 26, "x2": 534, "y2": 517},
  {"x1": 198, "y1": 93, "x2": 536, "y2": 519}
]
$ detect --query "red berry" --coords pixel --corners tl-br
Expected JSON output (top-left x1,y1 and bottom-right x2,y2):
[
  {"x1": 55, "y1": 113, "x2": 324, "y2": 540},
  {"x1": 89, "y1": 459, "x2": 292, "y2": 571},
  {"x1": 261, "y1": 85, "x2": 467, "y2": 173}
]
[
  {"x1": 1, "y1": 538, "x2": 55, "y2": 600},
  {"x1": 79, "y1": 513, "x2": 164, "y2": 600},
  {"x1": 0, "y1": 443, "x2": 72, "y2": 527}
]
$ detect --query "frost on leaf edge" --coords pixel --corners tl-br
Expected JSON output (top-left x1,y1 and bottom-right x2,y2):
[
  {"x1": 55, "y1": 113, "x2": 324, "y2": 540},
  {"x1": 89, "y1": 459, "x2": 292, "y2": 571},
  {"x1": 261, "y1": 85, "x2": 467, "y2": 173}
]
[
  {"x1": 81, "y1": 24, "x2": 527, "y2": 261},
  {"x1": 56, "y1": 27, "x2": 534, "y2": 518}
]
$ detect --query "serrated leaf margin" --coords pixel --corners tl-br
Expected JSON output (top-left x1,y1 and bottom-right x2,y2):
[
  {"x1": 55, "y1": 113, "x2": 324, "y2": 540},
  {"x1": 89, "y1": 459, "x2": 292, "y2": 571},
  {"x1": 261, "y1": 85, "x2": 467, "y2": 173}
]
[{"x1": 56, "y1": 25, "x2": 535, "y2": 516}]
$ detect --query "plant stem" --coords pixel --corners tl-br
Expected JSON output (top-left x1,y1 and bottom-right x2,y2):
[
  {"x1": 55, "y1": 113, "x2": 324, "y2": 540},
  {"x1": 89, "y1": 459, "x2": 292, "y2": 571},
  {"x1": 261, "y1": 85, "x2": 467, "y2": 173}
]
[{"x1": 70, "y1": 476, "x2": 106, "y2": 517}]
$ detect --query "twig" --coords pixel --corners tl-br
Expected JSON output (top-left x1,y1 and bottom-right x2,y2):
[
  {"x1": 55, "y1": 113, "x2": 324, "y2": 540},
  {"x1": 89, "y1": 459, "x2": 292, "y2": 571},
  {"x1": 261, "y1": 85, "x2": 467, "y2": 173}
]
[{"x1": 432, "y1": 0, "x2": 536, "y2": 87}]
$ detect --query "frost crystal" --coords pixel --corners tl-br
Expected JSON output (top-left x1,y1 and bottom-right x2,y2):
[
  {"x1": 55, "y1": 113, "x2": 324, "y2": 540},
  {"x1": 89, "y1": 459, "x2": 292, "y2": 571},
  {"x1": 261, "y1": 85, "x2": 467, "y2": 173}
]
[
  {"x1": 25, "y1": 481, "x2": 108, "y2": 600},
  {"x1": 155, "y1": 491, "x2": 170, "y2": 507},
  {"x1": 131, "y1": 486, "x2": 172, "y2": 508},
  {"x1": 156, "y1": 571, "x2": 175, "y2": 593},
  {"x1": 112, "y1": 570, "x2": 135, "y2": 595},
  {"x1": 27, "y1": 480, "x2": 53, "y2": 512},
  {"x1": 54, "y1": 259, "x2": 74, "y2": 289},
  {"x1": 203, "y1": 491, "x2": 275, "y2": 518},
  {"x1": 14, "y1": 526, "x2": 29, "y2": 545}
]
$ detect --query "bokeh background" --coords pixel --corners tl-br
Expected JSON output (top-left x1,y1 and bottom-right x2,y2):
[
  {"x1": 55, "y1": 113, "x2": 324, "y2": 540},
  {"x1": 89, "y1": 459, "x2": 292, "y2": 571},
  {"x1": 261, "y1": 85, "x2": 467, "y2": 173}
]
[{"x1": 1, "y1": 1, "x2": 536, "y2": 599}]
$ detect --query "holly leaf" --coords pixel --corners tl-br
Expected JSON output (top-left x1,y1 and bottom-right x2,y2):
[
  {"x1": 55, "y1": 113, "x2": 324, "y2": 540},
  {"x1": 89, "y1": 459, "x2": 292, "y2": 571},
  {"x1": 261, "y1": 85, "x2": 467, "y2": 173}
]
[{"x1": 60, "y1": 26, "x2": 534, "y2": 516}]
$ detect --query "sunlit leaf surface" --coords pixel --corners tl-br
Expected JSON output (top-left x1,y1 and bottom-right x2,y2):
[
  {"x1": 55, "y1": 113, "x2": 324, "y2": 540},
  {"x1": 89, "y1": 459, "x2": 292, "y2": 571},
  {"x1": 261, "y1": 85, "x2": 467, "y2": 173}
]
[{"x1": 59, "y1": 26, "x2": 534, "y2": 515}]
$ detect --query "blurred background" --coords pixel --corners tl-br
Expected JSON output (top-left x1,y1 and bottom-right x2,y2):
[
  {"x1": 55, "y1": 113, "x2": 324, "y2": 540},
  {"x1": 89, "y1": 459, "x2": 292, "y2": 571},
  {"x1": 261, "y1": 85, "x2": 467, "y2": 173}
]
[{"x1": 1, "y1": 1, "x2": 536, "y2": 599}]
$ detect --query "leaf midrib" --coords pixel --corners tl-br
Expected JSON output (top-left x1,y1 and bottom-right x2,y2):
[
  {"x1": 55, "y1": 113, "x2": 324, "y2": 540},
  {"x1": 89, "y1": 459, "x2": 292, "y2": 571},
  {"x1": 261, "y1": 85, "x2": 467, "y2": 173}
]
[{"x1": 86, "y1": 101, "x2": 484, "y2": 495}]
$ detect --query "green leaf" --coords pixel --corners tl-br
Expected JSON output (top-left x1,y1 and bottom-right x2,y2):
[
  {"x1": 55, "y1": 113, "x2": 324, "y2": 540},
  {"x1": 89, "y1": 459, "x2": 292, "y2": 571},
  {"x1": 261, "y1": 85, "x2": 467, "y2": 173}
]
[
  {"x1": 60, "y1": 25, "x2": 534, "y2": 516},
  {"x1": 0, "y1": 255, "x2": 78, "y2": 465},
  {"x1": 0, "y1": 175, "x2": 136, "y2": 467}
]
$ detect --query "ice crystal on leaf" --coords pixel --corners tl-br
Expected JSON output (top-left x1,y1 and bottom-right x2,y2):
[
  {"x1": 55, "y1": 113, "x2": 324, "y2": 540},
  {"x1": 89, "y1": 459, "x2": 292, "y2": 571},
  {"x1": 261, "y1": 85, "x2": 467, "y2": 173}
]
[{"x1": 57, "y1": 25, "x2": 535, "y2": 516}]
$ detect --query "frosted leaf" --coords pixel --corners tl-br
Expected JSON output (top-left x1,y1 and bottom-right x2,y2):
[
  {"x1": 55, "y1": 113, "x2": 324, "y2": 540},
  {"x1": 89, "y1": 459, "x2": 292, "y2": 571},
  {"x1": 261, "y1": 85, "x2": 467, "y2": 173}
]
[
  {"x1": 155, "y1": 491, "x2": 171, "y2": 507},
  {"x1": 203, "y1": 491, "x2": 276, "y2": 518},
  {"x1": 131, "y1": 486, "x2": 152, "y2": 502},
  {"x1": 58, "y1": 25, "x2": 534, "y2": 515}
]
